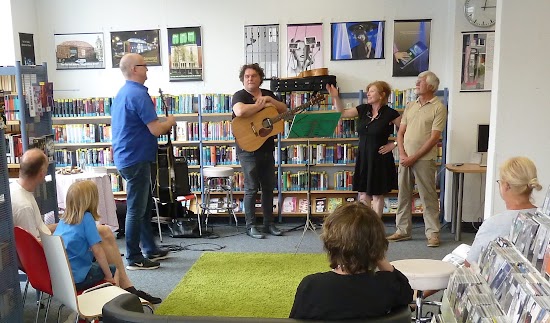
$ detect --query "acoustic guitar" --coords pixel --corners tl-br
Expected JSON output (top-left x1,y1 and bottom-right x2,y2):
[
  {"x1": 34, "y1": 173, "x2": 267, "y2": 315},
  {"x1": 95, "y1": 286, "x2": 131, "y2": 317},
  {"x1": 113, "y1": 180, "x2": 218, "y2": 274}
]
[{"x1": 232, "y1": 93, "x2": 325, "y2": 152}]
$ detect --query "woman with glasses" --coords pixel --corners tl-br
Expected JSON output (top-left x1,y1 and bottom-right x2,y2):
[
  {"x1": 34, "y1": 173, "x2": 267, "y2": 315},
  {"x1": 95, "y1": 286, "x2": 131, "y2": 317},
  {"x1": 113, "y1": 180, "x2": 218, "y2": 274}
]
[
  {"x1": 326, "y1": 82, "x2": 401, "y2": 216},
  {"x1": 465, "y1": 156, "x2": 542, "y2": 266}
]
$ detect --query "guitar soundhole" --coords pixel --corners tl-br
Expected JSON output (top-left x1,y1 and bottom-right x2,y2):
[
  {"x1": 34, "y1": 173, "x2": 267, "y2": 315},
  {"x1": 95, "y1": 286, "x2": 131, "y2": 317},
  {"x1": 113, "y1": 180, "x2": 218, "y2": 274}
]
[{"x1": 258, "y1": 118, "x2": 273, "y2": 137}]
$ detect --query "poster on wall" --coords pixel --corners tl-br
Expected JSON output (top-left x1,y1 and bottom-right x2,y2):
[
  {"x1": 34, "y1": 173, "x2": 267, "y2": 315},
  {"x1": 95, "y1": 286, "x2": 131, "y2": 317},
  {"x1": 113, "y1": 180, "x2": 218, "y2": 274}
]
[
  {"x1": 393, "y1": 20, "x2": 431, "y2": 77},
  {"x1": 286, "y1": 23, "x2": 323, "y2": 78},
  {"x1": 244, "y1": 24, "x2": 279, "y2": 79},
  {"x1": 461, "y1": 31, "x2": 494, "y2": 92},
  {"x1": 54, "y1": 33, "x2": 105, "y2": 70},
  {"x1": 330, "y1": 21, "x2": 385, "y2": 60},
  {"x1": 19, "y1": 33, "x2": 36, "y2": 66},
  {"x1": 168, "y1": 27, "x2": 203, "y2": 81},
  {"x1": 110, "y1": 29, "x2": 160, "y2": 68}
]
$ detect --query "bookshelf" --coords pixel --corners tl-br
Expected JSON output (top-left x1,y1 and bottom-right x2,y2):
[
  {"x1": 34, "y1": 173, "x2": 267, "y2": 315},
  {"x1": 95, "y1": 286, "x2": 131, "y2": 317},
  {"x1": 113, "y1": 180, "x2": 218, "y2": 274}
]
[
  {"x1": 0, "y1": 126, "x2": 23, "y2": 322},
  {"x1": 50, "y1": 87, "x2": 448, "y2": 222},
  {"x1": 269, "y1": 87, "x2": 448, "y2": 221}
]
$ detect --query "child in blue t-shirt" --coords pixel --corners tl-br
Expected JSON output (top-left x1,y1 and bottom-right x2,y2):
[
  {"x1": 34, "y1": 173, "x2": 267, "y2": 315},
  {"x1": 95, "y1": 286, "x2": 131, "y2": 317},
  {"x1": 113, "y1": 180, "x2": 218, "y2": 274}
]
[{"x1": 54, "y1": 180, "x2": 117, "y2": 290}]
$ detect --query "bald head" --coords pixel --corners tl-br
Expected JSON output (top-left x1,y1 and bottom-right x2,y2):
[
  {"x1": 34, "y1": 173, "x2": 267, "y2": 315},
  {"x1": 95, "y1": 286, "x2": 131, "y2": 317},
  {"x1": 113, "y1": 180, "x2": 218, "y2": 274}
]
[
  {"x1": 120, "y1": 53, "x2": 146, "y2": 80},
  {"x1": 19, "y1": 148, "x2": 48, "y2": 180}
]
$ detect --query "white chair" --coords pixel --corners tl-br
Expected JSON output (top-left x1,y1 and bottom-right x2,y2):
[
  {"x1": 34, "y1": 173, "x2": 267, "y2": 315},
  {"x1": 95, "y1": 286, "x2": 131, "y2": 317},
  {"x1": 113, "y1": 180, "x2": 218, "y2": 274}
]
[
  {"x1": 391, "y1": 259, "x2": 456, "y2": 323},
  {"x1": 39, "y1": 231, "x2": 153, "y2": 322}
]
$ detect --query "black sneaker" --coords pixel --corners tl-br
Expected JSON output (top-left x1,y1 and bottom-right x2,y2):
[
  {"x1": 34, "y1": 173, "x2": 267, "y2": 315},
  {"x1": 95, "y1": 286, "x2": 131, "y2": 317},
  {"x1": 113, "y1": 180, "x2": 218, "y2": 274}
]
[
  {"x1": 147, "y1": 248, "x2": 170, "y2": 261},
  {"x1": 126, "y1": 258, "x2": 160, "y2": 270},
  {"x1": 125, "y1": 286, "x2": 162, "y2": 305}
]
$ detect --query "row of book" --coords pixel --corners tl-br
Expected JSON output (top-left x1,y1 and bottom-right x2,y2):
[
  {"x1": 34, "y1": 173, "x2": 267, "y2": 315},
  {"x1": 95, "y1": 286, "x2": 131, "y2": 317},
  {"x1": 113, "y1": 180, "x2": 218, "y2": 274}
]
[
  {"x1": 53, "y1": 124, "x2": 112, "y2": 143},
  {"x1": 55, "y1": 148, "x2": 114, "y2": 168},
  {"x1": 280, "y1": 92, "x2": 334, "y2": 111},
  {"x1": 25, "y1": 82, "x2": 54, "y2": 119},
  {"x1": 2, "y1": 94, "x2": 21, "y2": 121},
  {"x1": 388, "y1": 88, "x2": 416, "y2": 109},
  {"x1": 276, "y1": 143, "x2": 358, "y2": 165},
  {"x1": 53, "y1": 97, "x2": 113, "y2": 117}
]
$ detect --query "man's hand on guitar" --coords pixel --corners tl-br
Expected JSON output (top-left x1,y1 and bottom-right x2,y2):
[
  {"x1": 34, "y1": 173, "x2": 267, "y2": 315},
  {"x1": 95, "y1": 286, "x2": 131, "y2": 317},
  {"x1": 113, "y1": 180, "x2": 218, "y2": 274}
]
[{"x1": 255, "y1": 96, "x2": 269, "y2": 109}]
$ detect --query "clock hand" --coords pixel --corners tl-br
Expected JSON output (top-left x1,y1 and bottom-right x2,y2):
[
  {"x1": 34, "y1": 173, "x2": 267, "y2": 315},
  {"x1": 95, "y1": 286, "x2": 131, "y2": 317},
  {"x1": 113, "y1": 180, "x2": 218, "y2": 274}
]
[{"x1": 483, "y1": 0, "x2": 488, "y2": 11}]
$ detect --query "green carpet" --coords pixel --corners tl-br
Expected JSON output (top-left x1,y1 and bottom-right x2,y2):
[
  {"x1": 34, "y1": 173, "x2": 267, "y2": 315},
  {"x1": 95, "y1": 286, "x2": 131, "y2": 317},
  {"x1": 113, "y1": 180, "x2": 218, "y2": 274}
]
[{"x1": 156, "y1": 252, "x2": 329, "y2": 318}]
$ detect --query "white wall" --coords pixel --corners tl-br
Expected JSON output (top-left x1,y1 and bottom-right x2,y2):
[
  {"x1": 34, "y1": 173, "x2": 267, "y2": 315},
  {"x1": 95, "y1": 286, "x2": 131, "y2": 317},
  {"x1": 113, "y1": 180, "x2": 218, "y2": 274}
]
[
  {"x1": 484, "y1": 0, "x2": 550, "y2": 217},
  {"x1": 0, "y1": 0, "x2": 15, "y2": 66},
  {"x1": 9, "y1": 0, "x2": 39, "y2": 63},
  {"x1": 443, "y1": 0, "x2": 494, "y2": 222},
  {"x1": 32, "y1": 0, "x2": 452, "y2": 98}
]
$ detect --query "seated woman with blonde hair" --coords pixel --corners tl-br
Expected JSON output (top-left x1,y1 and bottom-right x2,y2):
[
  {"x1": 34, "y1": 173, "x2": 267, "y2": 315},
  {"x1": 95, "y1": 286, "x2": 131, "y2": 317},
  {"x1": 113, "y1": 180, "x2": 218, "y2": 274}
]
[
  {"x1": 289, "y1": 202, "x2": 413, "y2": 320},
  {"x1": 466, "y1": 156, "x2": 542, "y2": 266}
]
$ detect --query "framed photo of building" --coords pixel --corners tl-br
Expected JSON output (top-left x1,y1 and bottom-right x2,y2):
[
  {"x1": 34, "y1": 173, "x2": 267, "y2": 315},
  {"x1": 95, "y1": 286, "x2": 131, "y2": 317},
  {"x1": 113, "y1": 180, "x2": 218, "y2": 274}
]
[
  {"x1": 244, "y1": 24, "x2": 279, "y2": 79},
  {"x1": 460, "y1": 31, "x2": 495, "y2": 92},
  {"x1": 331, "y1": 21, "x2": 385, "y2": 60},
  {"x1": 168, "y1": 27, "x2": 203, "y2": 81},
  {"x1": 110, "y1": 29, "x2": 161, "y2": 68},
  {"x1": 393, "y1": 20, "x2": 431, "y2": 77},
  {"x1": 286, "y1": 23, "x2": 323, "y2": 78},
  {"x1": 54, "y1": 33, "x2": 105, "y2": 70}
]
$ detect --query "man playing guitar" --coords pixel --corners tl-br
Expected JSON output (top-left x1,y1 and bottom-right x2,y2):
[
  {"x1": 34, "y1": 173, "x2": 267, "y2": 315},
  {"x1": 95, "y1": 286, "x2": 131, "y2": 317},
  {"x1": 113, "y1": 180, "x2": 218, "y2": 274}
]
[{"x1": 232, "y1": 63, "x2": 288, "y2": 239}]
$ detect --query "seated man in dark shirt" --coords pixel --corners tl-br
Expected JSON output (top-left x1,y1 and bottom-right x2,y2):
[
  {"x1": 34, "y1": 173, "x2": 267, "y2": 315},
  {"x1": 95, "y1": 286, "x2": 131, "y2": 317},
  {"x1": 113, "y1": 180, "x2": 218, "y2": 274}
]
[{"x1": 289, "y1": 202, "x2": 413, "y2": 320}]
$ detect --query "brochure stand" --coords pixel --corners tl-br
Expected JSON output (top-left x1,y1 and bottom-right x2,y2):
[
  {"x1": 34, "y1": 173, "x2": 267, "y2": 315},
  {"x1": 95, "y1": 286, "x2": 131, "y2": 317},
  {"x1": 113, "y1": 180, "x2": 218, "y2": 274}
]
[{"x1": 287, "y1": 111, "x2": 341, "y2": 253}]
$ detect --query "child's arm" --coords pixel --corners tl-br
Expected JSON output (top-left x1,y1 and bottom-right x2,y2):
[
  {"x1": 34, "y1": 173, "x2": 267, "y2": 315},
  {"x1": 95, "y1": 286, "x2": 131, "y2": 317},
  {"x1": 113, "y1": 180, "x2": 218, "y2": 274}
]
[{"x1": 90, "y1": 243, "x2": 117, "y2": 286}]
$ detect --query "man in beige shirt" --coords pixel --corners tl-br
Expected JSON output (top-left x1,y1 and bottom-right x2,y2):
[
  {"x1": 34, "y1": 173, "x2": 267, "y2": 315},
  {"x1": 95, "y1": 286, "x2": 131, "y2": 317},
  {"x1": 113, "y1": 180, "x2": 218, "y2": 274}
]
[{"x1": 387, "y1": 71, "x2": 447, "y2": 247}]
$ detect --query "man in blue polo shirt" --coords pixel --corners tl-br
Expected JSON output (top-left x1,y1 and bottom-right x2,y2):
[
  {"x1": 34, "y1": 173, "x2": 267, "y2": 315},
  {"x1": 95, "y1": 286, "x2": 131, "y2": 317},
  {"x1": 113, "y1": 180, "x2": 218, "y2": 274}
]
[{"x1": 111, "y1": 53, "x2": 176, "y2": 270}]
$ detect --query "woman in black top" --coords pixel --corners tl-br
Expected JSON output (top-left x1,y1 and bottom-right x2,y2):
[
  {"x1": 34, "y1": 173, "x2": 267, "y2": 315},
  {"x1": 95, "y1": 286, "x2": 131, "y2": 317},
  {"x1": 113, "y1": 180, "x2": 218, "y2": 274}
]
[
  {"x1": 327, "y1": 82, "x2": 401, "y2": 216},
  {"x1": 289, "y1": 203, "x2": 413, "y2": 320}
]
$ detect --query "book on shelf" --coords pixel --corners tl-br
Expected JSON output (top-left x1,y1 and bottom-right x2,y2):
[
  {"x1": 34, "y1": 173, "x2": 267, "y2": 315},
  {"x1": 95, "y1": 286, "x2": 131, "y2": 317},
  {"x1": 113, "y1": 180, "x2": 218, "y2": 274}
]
[
  {"x1": 327, "y1": 197, "x2": 342, "y2": 213},
  {"x1": 315, "y1": 197, "x2": 326, "y2": 213},
  {"x1": 298, "y1": 198, "x2": 308, "y2": 214},
  {"x1": 412, "y1": 197, "x2": 423, "y2": 213},
  {"x1": 282, "y1": 197, "x2": 297, "y2": 213},
  {"x1": 31, "y1": 134, "x2": 55, "y2": 163},
  {"x1": 384, "y1": 197, "x2": 398, "y2": 214}
]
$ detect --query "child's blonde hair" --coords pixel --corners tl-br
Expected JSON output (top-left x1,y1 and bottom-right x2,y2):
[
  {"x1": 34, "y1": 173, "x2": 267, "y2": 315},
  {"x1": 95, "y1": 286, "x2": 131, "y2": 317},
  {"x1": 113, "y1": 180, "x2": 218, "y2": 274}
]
[{"x1": 62, "y1": 180, "x2": 100, "y2": 224}]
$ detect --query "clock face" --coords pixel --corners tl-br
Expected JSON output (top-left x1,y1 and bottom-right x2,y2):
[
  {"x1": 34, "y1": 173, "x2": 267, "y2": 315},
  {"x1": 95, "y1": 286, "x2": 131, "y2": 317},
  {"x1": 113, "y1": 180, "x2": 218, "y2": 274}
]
[{"x1": 464, "y1": 0, "x2": 496, "y2": 27}]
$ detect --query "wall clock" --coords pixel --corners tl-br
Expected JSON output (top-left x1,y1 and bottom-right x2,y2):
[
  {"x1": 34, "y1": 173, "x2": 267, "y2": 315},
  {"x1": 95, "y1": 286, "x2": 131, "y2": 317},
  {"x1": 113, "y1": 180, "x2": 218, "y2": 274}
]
[{"x1": 464, "y1": 0, "x2": 496, "y2": 27}]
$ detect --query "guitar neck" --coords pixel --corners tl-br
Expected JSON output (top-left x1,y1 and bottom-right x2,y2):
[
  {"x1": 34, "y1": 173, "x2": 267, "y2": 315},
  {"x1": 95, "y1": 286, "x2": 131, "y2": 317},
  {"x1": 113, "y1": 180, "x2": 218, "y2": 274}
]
[{"x1": 271, "y1": 103, "x2": 311, "y2": 123}]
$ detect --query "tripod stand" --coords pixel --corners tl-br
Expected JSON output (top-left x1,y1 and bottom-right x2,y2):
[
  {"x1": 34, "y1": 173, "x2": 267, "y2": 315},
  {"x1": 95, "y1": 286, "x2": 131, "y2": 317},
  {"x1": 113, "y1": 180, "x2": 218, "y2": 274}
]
[{"x1": 286, "y1": 111, "x2": 341, "y2": 253}]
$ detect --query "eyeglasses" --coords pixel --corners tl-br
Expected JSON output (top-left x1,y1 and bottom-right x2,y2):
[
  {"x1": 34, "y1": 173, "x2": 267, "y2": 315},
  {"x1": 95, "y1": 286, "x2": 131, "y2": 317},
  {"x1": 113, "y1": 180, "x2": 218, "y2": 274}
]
[
  {"x1": 496, "y1": 180, "x2": 501, "y2": 185},
  {"x1": 134, "y1": 64, "x2": 147, "y2": 67}
]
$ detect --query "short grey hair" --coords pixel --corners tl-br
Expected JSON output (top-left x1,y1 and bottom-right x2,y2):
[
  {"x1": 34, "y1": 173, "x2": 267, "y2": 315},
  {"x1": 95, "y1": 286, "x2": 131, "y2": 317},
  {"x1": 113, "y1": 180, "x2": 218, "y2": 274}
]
[{"x1": 418, "y1": 71, "x2": 439, "y2": 92}]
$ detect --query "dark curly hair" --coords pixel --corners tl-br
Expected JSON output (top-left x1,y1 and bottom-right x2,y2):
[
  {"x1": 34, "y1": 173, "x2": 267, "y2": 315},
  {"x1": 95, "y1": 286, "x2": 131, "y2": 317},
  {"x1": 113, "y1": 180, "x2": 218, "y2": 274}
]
[
  {"x1": 239, "y1": 63, "x2": 264, "y2": 85},
  {"x1": 321, "y1": 202, "x2": 388, "y2": 274}
]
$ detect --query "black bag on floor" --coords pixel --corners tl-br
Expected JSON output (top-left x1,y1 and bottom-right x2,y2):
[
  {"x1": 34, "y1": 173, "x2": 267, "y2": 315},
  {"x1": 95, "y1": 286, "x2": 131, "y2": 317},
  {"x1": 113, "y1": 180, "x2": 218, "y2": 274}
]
[{"x1": 168, "y1": 215, "x2": 200, "y2": 238}]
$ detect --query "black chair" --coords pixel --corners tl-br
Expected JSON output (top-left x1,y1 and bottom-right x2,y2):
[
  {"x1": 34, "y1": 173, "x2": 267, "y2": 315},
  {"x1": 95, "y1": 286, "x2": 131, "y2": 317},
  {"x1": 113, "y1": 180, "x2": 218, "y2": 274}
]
[{"x1": 103, "y1": 293, "x2": 412, "y2": 323}]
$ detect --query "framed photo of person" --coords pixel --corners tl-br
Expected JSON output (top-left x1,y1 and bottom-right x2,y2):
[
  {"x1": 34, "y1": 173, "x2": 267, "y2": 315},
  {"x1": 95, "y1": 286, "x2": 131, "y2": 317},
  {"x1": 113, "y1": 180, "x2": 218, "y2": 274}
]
[
  {"x1": 54, "y1": 33, "x2": 105, "y2": 70},
  {"x1": 168, "y1": 27, "x2": 203, "y2": 81},
  {"x1": 393, "y1": 20, "x2": 431, "y2": 77},
  {"x1": 286, "y1": 23, "x2": 323, "y2": 78},
  {"x1": 330, "y1": 21, "x2": 385, "y2": 61},
  {"x1": 460, "y1": 31, "x2": 495, "y2": 92},
  {"x1": 110, "y1": 29, "x2": 161, "y2": 68}
]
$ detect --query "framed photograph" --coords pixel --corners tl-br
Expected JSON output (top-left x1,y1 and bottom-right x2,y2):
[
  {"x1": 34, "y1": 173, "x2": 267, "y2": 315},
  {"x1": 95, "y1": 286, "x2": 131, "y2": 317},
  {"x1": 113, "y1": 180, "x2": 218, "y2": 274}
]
[
  {"x1": 110, "y1": 29, "x2": 160, "y2": 68},
  {"x1": 286, "y1": 23, "x2": 323, "y2": 78},
  {"x1": 330, "y1": 21, "x2": 385, "y2": 60},
  {"x1": 460, "y1": 31, "x2": 495, "y2": 92},
  {"x1": 168, "y1": 27, "x2": 203, "y2": 81},
  {"x1": 54, "y1": 33, "x2": 105, "y2": 70},
  {"x1": 393, "y1": 20, "x2": 431, "y2": 77},
  {"x1": 245, "y1": 24, "x2": 279, "y2": 79}
]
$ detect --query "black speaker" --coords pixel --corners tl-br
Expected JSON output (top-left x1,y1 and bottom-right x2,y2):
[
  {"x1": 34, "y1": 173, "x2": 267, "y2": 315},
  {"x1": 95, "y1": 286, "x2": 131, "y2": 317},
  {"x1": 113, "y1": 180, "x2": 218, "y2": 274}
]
[{"x1": 152, "y1": 156, "x2": 191, "y2": 202}]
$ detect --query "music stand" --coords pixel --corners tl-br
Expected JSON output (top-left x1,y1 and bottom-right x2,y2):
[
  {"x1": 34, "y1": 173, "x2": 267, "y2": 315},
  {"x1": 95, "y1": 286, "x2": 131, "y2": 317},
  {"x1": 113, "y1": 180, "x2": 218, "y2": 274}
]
[{"x1": 287, "y1": 111, "x2": 341, "y2": 253}]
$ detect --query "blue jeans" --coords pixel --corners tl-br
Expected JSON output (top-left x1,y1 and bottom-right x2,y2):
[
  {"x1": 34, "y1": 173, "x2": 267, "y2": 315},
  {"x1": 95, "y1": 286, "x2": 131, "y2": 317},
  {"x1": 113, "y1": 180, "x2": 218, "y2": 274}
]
[
  {"x1": 118, "y1": 162, "x2": 157, "y2": 263},
  {"x1": 75, "y1": 263, "x2": 116, "y2": 291},
  {"x1": 237, "y1": 150, "x2": 275, "y2": 228}
]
